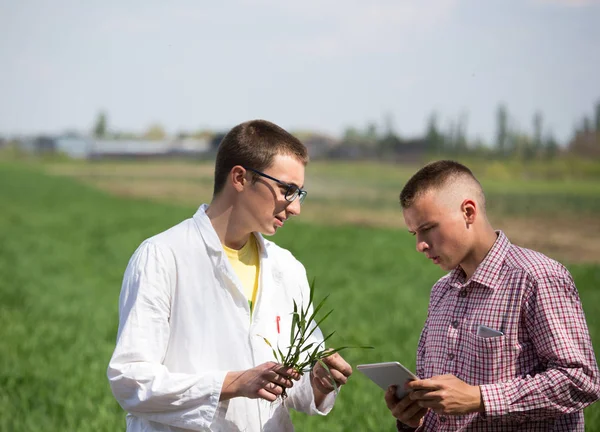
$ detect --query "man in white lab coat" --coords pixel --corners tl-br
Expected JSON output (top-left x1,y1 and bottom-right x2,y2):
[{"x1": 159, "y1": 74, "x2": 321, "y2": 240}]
[{"x1": 107, "y1": 119, "x2": 352, "y2": 431}]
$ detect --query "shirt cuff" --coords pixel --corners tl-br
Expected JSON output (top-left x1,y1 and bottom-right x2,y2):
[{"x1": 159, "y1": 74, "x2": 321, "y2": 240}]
[
  {"x1": 396, "y1": 419, "x2": 417, "y2": 431},
  {"x1": 308, "y1": 368, "x2": 337, "y2": 415},
  {"x1": 201, "y1": 371, "x2": 227, "y2": 428},
  {"x1": 286, "y1": 371, "x2": 337, "y2": 415},
  {"x1": 480, "y1": 383, "x2": 509, "y2": 419},
  {"x1": 313, "y1": 390, "x2": 336, "y2": 415}
]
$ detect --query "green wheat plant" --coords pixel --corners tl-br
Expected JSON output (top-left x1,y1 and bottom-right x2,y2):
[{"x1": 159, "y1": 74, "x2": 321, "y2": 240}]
[{"x1": 260, "y1": 279, "x2": 373, "y2": 398}]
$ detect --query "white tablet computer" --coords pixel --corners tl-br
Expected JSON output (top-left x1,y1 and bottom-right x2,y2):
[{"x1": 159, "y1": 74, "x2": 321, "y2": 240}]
[{"x1": 357, "y1": 362, "x2": 419, "y2": 400}]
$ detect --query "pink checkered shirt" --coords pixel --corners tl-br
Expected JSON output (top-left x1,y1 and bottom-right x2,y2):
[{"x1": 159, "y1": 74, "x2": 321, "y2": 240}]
[{"x1": 398, "y1": 231, "x2": 600, "y2": 431}]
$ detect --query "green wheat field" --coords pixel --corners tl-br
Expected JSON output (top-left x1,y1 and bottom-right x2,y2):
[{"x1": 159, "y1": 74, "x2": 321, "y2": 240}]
[{"x1": 1, "y1": 162, "x2": 599, "y2": 431}]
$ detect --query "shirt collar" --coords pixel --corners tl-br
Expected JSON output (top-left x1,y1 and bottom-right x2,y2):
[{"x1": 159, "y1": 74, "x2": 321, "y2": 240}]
[{"x1": 447, "y1": 230, "x2": 511, "y2": 290}]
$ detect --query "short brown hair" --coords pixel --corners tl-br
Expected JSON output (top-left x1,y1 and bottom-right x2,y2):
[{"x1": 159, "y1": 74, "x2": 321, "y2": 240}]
[
  {"x1": 400, "y1": 160, "x2": 483, "y2": 208},
  {"x1": 213, "y1": 120, "x2": 309, "y2": 196}
]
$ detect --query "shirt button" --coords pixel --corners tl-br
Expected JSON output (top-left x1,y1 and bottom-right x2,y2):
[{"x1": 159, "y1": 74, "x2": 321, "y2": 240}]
[
  {"x1": 440, "y1": 416, "x2": 447, "y2": 423},
  {"x1": 451, "y1": 320, "x2": 459, "y2": 328},
  {"x1": 459, "y1": 290, "x2": 467, "y2": 298},
  {"x1": 448, "y1": 353, "x2": 455, "y2": 360}
]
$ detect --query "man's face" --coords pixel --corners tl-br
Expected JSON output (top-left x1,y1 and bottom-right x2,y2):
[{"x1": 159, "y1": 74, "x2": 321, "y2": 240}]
[
  {"x1": 242, "y1": 153, "x2": 305, "y2": 236},
  {"x1": 403, "y1": 190, "x2": 470, "y2": 272}
]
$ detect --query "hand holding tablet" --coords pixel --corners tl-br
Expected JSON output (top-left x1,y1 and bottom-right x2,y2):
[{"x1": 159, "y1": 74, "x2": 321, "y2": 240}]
[{"x1": 357, "y1": 361, "x2": 418, "y2": 400}]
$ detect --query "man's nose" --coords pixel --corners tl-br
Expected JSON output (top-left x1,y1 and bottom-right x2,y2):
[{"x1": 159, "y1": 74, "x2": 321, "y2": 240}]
[
  {"x1": 416, "y1": 240, "x2": 428, "y2": 253},
  {"x1": 286, "y1": 197, "x2": 302, "y2": 217}
]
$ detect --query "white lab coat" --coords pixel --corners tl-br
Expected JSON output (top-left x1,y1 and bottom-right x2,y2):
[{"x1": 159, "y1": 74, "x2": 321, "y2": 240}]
[{"x1": 107, "y1": 204, "x2": 336, "y2": 431}]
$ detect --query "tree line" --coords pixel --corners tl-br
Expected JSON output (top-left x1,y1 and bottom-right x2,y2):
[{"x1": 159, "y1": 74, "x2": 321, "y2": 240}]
[{"x1": 91, "y1": 100, "x2": 600, "y2": 160}]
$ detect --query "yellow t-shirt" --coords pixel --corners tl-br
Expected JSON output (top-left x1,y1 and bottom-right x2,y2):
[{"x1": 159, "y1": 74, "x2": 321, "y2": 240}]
[{"x1": 223, "y1": 235, "x2": 260, "y2": 313}]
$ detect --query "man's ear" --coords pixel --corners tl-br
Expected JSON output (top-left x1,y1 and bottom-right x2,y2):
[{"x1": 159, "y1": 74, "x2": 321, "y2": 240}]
[
  {"x1": 461, "y1": 199, "x2": 477, "y2": 225},
  {"x1": 231, "y1": 166, "x2": 247, "y2": 192}
]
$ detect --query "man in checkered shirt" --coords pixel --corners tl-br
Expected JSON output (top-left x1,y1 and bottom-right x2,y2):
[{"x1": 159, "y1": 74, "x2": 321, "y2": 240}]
[{"x1": 385, "y1": 160, "x2": 600, "y2": 431}]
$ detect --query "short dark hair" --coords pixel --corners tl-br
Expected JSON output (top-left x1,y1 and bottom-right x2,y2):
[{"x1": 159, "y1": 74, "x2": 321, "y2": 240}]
[
  {"x1": 213, "y1": 120, "x2": 309, "y2": 196},
  {"x1": 400, "y1": 160, "x2": 482, "y2": 208}
]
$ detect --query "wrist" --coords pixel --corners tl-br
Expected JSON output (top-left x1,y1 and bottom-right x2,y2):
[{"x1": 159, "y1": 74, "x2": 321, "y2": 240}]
[
  {"x1": 471, "y1": 385, "x2": 484, "y2": 413},
  {"x1": 220, "y1": 371, "x2": 241, "y2": 401}
]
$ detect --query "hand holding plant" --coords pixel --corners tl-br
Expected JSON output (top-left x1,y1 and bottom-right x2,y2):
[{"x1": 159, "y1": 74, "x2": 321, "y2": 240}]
[
  {"x1": 310, "y1": 351, "x2": 352, "y2": 395},
  {"x1": 259, "y1": 279, "x2": 373, "y2": 399}
]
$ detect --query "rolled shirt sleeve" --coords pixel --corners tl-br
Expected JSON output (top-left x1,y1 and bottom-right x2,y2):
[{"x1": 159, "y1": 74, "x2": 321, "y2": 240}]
[{"x1": 284, "y1": 370, "x2": 336, "y2": 415}]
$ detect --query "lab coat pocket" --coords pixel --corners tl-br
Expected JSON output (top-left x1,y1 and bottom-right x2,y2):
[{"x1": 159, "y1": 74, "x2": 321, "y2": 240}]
[{"x1": 253, "y1": 312, "x2": 290, "y2": 364}]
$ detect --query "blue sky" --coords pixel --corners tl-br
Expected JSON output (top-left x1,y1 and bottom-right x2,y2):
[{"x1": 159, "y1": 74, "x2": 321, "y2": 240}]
[{"x1": 1, "y1": 0, "x2": 599, "y2": 144}]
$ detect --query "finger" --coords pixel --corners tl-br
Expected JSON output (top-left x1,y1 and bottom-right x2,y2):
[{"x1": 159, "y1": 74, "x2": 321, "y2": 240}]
[
  {"x1": 392, "y1": 398, "x2": 421, "y2": 420},
  {"x1": 323, "y1": 370, "x2": 348, "y2": 387},
  {"x1": 397, "y1": 399, "x2": 425, "y2": 421},
  {"x1": 268, "y1": 372, "x2": 294, "y2": 389},
  {"x1": 314, "y1": 368, "x2": 348, "y2": 386},
  {"x1": 265, "y1": 361, "x2": 278, "y2": 370},
  {"x1": 314, "y1": 368, "x2": 346, "y2": 393},
  {"x1": 330, "y1": 362, "x2": 353, "y2": 378},
  {"x1": 385, "y1": 386, "x2": 400, "y2": 410},
  {"x1": 314, "y1": 373, "x2": 336, "y2": 392},
  {"x1": 407, "y1": 379, "x2": 440, "y2": 391},
  {"x1": 410, "y1": 390, "x2": 440, "y2": 401},
  {"x1": 273, "y1": 365, "x2": 302, "y2": 381},
  {"x1": 321, "y1": 354, "x2": 353, "y2": 377},
  {"x1": 416, "y1": 398, "x2": 442, "y2": 411},
  {"x1": 386, "y1": 387, "x2": 414, "y2": 414},
  {"x1": 314, "y1": 379, "x2": 332, "y2": 394},
  {"x1": 257, "y1": 387, "x2": 277, "y2": 402},
  {"x1": 406, "y1": 408, "x2": 428, "y2": 426},
  {"x1": 265, "y1": 381, "x2": 284, "y2": 396}
]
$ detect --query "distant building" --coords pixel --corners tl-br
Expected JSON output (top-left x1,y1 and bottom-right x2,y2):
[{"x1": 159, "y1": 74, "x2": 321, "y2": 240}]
[
  {"x1": 89, "y1": 138, "x2": 213, "y2": 160},
  {"x1": 55, "y1": 136, "x2": 94, "y2": 159},
  {"x1": 14, "y1": 134, "x2": 215, "y2": 160},
  {"x1": 20, "y1": 136, "x2": 58, "y2": 154},
  {"x1": 169, "y1": 137, "x2": 211, "y2": 155},
  {"x1": 89, "y1": 139, "x2": 172, "y2": 160},
  {"x1": 16, "y1": 135, "x2": 92, "y2": 158}
]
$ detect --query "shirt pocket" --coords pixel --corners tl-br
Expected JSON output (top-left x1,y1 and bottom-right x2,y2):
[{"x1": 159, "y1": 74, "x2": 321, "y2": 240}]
[{"x1": 460, "y1": 330, "x2": 512, "y2": 385}]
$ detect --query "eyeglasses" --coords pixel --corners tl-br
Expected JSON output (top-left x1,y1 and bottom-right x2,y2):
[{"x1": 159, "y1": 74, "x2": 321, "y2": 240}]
[{"x1": 243, "y1": 166, "x2": 307, "y2": 204}]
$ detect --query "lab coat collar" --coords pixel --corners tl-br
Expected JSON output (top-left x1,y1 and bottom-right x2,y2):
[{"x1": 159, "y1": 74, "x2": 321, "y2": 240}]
[{"x1": 192, "y1": 204, "x2": 270, "y2": 258}]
